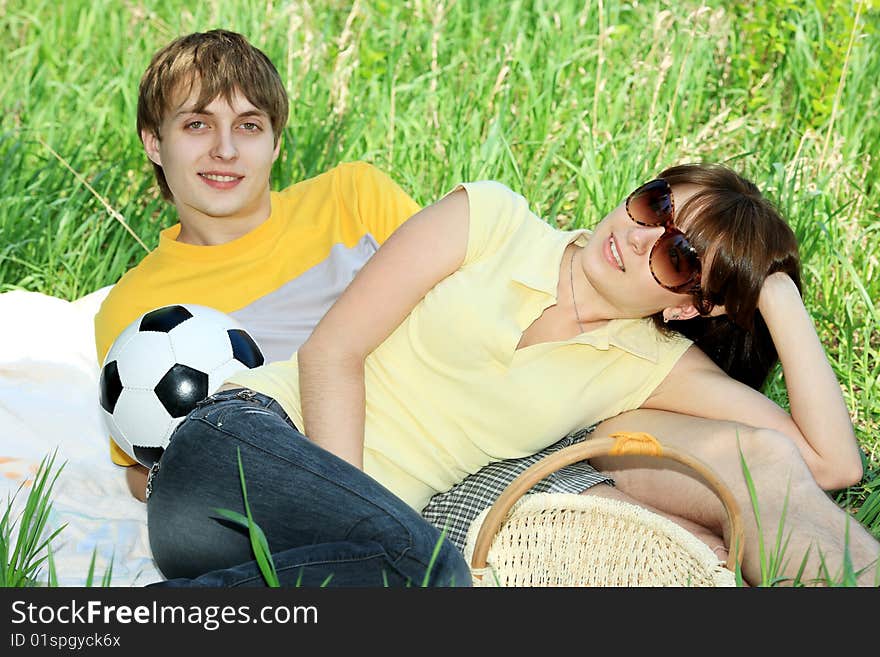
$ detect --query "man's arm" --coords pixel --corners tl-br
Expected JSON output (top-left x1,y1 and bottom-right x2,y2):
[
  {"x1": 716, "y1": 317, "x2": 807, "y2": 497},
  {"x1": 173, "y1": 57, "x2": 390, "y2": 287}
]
[
  {"x1": 126, "y1": 464, "x2": 149, "y2": 503},
  {"x1": 95, "y1": 290, "x2": 152, "y2": 500}
]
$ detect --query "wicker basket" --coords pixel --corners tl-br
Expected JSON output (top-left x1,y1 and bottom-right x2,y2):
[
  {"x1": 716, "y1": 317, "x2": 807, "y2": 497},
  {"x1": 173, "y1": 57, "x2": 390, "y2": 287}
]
[{"x1": 463, "y1": 431, "x2": 744, "y2": 587}]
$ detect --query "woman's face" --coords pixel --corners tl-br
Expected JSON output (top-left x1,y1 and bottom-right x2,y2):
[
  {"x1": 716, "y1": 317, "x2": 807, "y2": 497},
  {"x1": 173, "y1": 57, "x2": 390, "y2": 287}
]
[{"x1": 579, "y1": 182, "x2": 709, "y2": 321}]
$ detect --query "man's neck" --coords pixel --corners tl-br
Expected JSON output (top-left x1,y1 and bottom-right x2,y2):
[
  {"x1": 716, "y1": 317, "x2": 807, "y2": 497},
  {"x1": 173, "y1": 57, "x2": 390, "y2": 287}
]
[
  {"x1": 174, "y1": 197, "x2": 273, "y2": 246},
  {"x1": 176, "y1": 218, "x2": 266, "y2": 245}
]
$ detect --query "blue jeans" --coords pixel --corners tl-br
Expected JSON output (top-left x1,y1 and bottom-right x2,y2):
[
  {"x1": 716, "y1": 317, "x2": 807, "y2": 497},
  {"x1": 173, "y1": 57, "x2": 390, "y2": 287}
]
[{"x1": 146, "y1": 388, "x2": 470, "y2": 587}]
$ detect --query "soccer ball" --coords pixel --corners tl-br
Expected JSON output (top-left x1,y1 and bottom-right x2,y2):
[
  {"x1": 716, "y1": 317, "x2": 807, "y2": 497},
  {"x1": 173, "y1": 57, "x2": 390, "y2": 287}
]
[{"x1": 98, "y1": 304, "x2": 265, "y2": 468}]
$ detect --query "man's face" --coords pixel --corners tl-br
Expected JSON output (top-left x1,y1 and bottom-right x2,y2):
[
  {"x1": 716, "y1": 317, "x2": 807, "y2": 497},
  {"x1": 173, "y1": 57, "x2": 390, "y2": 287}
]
[{"x1": 142, "y1": 86, "x2": 280, "y2": 242}]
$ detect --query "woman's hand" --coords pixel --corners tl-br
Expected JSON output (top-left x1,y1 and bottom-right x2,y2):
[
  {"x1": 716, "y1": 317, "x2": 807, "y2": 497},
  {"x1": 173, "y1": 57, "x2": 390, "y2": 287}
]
[{"x1": 757, "y1": 270, "x2": 800, "y2": 311}]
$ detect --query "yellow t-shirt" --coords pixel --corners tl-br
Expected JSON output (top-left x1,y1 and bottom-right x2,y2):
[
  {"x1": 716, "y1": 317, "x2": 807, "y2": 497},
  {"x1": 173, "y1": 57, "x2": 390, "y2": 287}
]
[
  {"x1": 95, "y1": 162, "x2": 419, "y2": 465},
  {"x1": 228, "y1": 181, "x2": 693, "y2": 510}
]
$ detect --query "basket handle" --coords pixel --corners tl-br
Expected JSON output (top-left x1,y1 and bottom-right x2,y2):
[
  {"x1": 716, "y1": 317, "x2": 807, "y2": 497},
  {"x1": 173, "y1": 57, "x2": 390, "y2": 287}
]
[{"x1": 470, "y1": 431, "x2": 744, "y2": 574}]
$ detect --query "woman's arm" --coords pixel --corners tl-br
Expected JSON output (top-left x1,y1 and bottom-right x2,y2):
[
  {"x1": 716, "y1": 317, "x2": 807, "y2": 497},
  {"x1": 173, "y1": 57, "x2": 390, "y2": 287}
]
[
  {"x1": 297, "y1": 189, "x2": 470, "y2": 468},
  {"x1": 644, "y1": 272, "x2": 863, "y2": 490}
]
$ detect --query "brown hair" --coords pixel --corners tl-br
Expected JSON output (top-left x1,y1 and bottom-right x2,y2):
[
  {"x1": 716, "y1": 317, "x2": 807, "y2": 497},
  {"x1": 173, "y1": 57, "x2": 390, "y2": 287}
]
[
  {"x1": 137, "y1": 30, "x2": 289, "y2": 200},
  {"x1": 656, "y1": 163, "x2": 802, "y2": 389}
]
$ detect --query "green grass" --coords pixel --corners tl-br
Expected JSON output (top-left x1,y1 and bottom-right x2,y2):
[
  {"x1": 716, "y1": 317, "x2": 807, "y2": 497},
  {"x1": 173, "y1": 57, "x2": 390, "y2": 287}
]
[
  {"x1": 0, "y1": 452, "x2": 66, "y2": 587},
  {"x1": 1, "y1": 0, "x2": 878, "y2": 580},
  {"x1": 1, "y1": 453, "x2": 114, "y2": 587}
]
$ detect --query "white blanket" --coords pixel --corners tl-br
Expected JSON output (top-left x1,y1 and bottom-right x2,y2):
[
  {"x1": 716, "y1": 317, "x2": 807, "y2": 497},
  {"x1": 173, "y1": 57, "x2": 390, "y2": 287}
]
[{"x1": 0, "y1": 287, "x2": 161, "y2": 586}]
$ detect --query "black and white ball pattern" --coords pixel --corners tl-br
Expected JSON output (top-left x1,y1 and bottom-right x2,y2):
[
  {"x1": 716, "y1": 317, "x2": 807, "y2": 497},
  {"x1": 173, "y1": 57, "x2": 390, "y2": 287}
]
[{"x1": 98, "y1": 304, "x2": 264, "y2": 468}]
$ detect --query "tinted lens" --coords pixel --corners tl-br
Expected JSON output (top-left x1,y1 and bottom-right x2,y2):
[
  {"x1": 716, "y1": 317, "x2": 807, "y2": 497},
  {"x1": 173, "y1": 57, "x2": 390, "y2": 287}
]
[
  {"x1": 626, "y1": 179, "x2": 673, "y2": 226},
  {"x1": 650, "y1": 231, "x2": 701, "y2": 289}
]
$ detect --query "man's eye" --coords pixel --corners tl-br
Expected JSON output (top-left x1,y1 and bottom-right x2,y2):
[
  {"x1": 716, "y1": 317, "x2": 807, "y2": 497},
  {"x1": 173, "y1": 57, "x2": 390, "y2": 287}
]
[
  {"x1": 240, "y1": 122, "x2": 260, "y2": 131},
  {"x1": 185, "y1": 120, "x2": 207, "y2": 130}
]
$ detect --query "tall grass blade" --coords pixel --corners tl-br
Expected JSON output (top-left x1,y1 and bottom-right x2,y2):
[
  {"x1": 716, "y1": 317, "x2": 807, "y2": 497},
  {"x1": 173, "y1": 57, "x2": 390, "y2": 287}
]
[
  {"x1": 766, "y1": 481, "x2": 794, "y2": 585},
  {"x1": 47, "y1": 545, "x2": 57, "y2": 588},
  {"x1": 420, "y1": 529, "x2": 447, "y2": 587},
  {"x1": 101, "y1": 553, "x2": 114, "y2": 587},
  {"x1": 84, "y1": 549, "x2": 97, "y2": 587},
  {"x1": 793, "y1": 545, "x2": 812, "y2": 587},
  {"x1": 737, "y1": 435, "x2": 768, "y2": 585},
  {"x1": 838, "y1": 518, "x2": 857, "y2": 586},
  {"x1": 211, "y1": 455, "x2": 280, "y2": 586},
  {"x1": 815, "y1": 547, "x2": 833, "y2": 586}
]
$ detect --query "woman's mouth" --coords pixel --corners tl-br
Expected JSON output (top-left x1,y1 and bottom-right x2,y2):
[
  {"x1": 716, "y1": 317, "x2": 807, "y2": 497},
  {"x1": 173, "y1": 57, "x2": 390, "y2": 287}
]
[{"x1": 605, "y1": 235, "x2": 626, "y2": 272}]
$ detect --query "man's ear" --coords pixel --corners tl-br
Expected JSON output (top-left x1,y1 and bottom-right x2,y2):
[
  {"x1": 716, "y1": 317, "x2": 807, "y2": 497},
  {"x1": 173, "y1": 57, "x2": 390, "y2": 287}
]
[
  {"x1": 662, "y1": 304, "x2": 701, "y2": 323},
  {"x1": 272, "y1": 137, "x2": 281, "y2": 163},
  {"x1": 141, "y1": 129, "x2": 162, "y2": 167}
]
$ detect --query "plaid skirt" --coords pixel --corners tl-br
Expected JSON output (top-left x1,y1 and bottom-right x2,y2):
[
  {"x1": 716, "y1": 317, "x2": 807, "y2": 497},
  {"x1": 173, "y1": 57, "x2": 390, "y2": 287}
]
[{"x1": 420, "y1": 426, "x2": 613, "y2": 552}]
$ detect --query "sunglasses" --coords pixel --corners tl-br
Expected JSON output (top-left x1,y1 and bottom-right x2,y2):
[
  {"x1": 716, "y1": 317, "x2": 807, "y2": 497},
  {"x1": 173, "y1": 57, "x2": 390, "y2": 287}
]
[{"x1": 625, "y1": 179, "x2": 712, "y2": 314}]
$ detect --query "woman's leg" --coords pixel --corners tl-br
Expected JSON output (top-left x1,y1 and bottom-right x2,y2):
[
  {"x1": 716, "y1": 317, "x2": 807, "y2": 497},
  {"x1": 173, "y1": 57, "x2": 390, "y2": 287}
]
[
  {"x1": 578, "y1": 484, "x2": 728, "y2": 562},
  {"x1": 588, "y1": 409, "x2": 879, "y2": 586},
  {"x1": 147, "y1": 391, "x2": 470, "y2": 587}
]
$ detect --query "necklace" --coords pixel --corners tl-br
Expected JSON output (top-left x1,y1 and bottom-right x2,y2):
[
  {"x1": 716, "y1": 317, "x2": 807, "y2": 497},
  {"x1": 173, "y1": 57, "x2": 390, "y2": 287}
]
[{"x1": 569, "y1": 246, "x2": 585, "y2": 330}]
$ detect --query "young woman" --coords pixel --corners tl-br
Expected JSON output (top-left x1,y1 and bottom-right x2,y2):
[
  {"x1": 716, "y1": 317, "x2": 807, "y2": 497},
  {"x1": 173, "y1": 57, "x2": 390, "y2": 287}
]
[{"x1": 148, "y1": 163, "x2": 877, "y2": 586}]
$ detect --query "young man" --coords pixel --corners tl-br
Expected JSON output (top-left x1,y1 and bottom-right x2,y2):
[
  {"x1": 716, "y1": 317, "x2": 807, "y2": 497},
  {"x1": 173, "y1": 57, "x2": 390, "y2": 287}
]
[{"x1": 95, "y1": 30, "x2": 420, "y2": 503}]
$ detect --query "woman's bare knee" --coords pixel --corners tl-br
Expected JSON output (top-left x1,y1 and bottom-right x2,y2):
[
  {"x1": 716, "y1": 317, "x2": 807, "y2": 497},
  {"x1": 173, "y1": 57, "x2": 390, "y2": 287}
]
[{"x1": 737, "y1": 427, "x2": 814, "y2": 494}]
